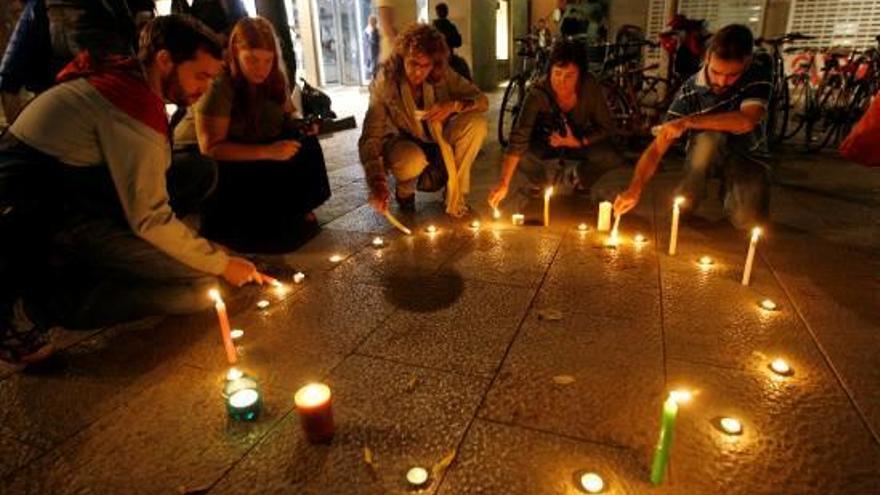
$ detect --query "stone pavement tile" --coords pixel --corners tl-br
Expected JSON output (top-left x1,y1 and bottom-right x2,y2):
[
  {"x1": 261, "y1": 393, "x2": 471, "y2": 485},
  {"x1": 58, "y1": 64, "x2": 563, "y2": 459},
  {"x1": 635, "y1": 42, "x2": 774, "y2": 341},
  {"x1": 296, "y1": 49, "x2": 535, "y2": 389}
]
[
  {"x1": 762, "y1": 229, "x2": 880, "y2": 438},
  {"x1": 437, "y1": 419, "x2": 663, "y2": 495},
  {"x1": 315, "y1": 181, "x2": 369, "y2": 226},
  {"x1": 260, "y1": 229, "x2": 375, "y2": 277},
  {"x1": 327, "y1": 227, "x2": 471, "y2": 287},
  {"x1": 178, "y1": 279, "x2": 396, "y2": 394},
  {"x1": 2, "y1": 364, "x2": 291, "y2": 495},
  {"x1": 479, "y1": 311, "x2": 664, "y2": 453},
  {"x1": 442, "y1": 228, "x2": 562, "y2": 288},
  {"x1": 357, "y1": 277, "x2": 535, "y2": 376},
  {"x1": 0, "y1": 431, "x2": 43, "y2": 480},
  {"x1": 0, "y1": 316, "x2": 207, "y2": 451},
  {"x1": 211, "y1": 354, "x2": 488, "y2": 495},
  {"x1": 323, "y1": 204, "x2": 398, "y2": 234},
  {"x1": 665, "y1": 359, "x2": 880, "y2": 493}
]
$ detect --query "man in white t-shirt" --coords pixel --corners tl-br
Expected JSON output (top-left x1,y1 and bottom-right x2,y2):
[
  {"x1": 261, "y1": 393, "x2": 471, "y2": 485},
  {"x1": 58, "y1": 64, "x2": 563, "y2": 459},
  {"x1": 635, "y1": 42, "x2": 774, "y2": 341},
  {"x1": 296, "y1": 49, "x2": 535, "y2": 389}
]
[{"x1": 374, "y1": 0, "x2": 417, "y2": 62}]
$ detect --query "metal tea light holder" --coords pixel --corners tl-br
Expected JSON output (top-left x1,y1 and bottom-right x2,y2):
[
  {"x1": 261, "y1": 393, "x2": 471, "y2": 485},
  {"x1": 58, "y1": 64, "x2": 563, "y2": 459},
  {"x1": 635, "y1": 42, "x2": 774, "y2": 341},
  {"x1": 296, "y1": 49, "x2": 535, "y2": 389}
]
[{"x1": 223, "y1": 368, "x2": 263, "y2": 422}]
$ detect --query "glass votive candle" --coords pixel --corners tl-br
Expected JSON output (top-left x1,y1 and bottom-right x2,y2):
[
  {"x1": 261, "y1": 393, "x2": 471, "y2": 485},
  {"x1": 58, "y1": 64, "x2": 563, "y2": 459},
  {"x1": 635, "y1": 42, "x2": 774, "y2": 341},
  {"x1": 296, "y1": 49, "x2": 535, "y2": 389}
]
[
  {"x1": 223, "y1": 372, "x2": 262, "y2": 422},
  {"x1": 294, "y1": 383, "x2": 335, "y2": 443}
]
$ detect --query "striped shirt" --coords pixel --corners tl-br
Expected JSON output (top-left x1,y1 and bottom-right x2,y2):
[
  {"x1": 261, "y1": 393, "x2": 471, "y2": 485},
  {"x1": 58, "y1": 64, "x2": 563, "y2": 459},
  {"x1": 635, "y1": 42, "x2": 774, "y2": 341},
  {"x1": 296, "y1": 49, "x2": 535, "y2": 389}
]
[{"x1": 666, "y1": 57, "x2": 773, "y2": 157}]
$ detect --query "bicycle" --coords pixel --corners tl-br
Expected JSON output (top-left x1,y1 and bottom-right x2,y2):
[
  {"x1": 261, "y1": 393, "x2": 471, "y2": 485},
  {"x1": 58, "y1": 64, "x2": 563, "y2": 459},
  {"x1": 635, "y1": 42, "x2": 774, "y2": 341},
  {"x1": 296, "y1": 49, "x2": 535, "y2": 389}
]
[
  {"x1": 498, "y1": 34, "x2": 550, "y2": 147},
  {"x1": 756, "y1": 32, "x2": 816, "y2": 145}
]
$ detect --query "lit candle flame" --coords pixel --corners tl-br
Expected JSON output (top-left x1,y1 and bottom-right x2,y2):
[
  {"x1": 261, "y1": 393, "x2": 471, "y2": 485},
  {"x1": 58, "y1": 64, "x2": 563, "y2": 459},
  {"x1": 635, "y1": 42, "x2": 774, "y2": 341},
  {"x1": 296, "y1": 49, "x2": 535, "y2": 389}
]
[
  {"x1": 769, "y1": 358, "x2": 792, "y2": 376},
  {"x1": 699, "y1": 255, "x2": 714, "y2": 266},
  {"x1": 406, "y1": 466, "x2": 429, "y2": 486},
  {"x1": 669, "y1": 389, "x2": 692, "y2": 404},
  {"x1": 372, "y1": 236, "x2": 384, "y2": 247},
  {"x1": 228, "y1": 388, "x2": 259, "y2": 408},
  {"x1": 751, "y1": 226, "x2": 762, "y2": 240},
  {"x1": 470, "y1": 220, "x2": 481, "y2": 229},
  {"x1": 674, "y1": 196, "x2": 686, "y2": 207},
  {"x1": 329, "y1": 254, "x2": 343, "y2": 263},
  {"x1": 634, "y1": 233, "x2": 646, "y2": 243},
  {"x1": 580, "y1": 472, "x2": 605, "y2": 493},
  {"x1": 226, "y1": 367, "x2": 243, "y2": 381},
  {"x1": 230, "y1": 329, "x2": 244, "y2": 340},
  {"x1": 208, "y1": 288, "x2": 221, "y2": 302},
  {"x1": 293, "y1": 272, "x2": 305, "y2": 284},
  {"x1": 578, "y1": 223, "x2": 589, "y2": 232},
  {"x1": 294, "y1": 383, "x2": 332, "y2": 408},
  {"x1": 492, "y1": 208, "x2": 501, "y2": 220},
  {"x1": 256, "y1": 299, "x2": 270, "y2": 309},
  {"x1": 426, "y1": 225, "x2": 437, "y2": 234},
  {"x1": 760, "y1": 299, "x2": 777, "y2": 311},
  {"x1": 544, "y1": 186, "x2": 554, "y2": 199},
  {"x1": 719, "y1": 417, "x2": 743, "y2": 435}
]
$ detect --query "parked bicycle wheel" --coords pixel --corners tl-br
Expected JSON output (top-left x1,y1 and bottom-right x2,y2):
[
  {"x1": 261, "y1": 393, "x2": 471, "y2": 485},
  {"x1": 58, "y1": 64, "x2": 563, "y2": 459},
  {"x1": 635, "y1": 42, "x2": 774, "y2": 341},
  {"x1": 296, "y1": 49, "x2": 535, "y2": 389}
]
[
  {"x1": 498, "y1": 75, "x2": 527, "y2": 147},
  {"x1": 602, "y1": 82, "x2": 635, "y2": 140},
  {"x1": 807, "y1": 84, "x2": 851, "y2": 151},
  {"x1": 636, "y1": 76, "x2": 671, "y2": 125},
  {"x1": 783, "y1": 74, "x2": 813, "y2": 140}
]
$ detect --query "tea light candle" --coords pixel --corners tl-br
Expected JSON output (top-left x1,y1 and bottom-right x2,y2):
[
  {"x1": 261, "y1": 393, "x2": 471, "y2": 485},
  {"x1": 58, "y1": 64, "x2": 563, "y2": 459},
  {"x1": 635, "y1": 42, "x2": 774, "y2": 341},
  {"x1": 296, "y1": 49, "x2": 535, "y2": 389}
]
[
  {"x1": 256, "y1": 299, "x2": 270, "y2": 309},
  {"x1": 634, "y1": 233, "x2": 647, "y2": 244},
  {"x1": 741, "y1": 227, "x2": 761, "y2": 286},
  {"x1": 597, "y1": 201, "x2": 612, "y2": 231},
  {"x1": 425, "y1": 225, "x2": 437, "y2": 234},
  {"x1": 493, "y1": 208, "x2": 501, "y2": 220},
  {"x1": 230, "y1": 329, "x2": 244, "y2": 340},
  {"x1": 470, "y1": 220, "x2": 481, "y2": 229},
  {"x1": 372, "y1": 236, "x2": 384, "y2": 247},
  {"x1": 578, "y1": 223, "x2": 589, "y2": 232},
  {"x1": 329, "y1": 254, "x2": 343, "y2": 263},
  {"x1": 512, "y1": 213, "x2": 525, "y2": 226},
  {"x1": 293, "y1": 272, "x2": 305, "y2": 284},
  {"x1": 209, "y1": 289, "x2": 237, "y2": 364},
  {"x1": 668, "y1": 196, "x2": 684, "y2": 255},
  {"x1": 223, "y1": 373, "x2": 261, "y2": 421},
  {"x1": 543, "y1": 187, "x2": 553, "y2": 226},
  {"x1": 698, "y1": 255, "x2": 714, "y2": 267},
  {"x1": 580, "y1": 472, "x2": 604, "y2": 493},
  {"x1": 760, "y1": 299, "x2": 778, "y2": 311},
  {"x1": 719, "y1": 417, "x2": 743, "y2": 435},
  {"x1": 406, "y1": 466, "x2": 429, "y2": 487},
  {"x1": 294, "y1": 383, "x2": 335, "y2": 443},
  {"x1": 769, "y1": 358, "x2": 793, "y2": 376}
]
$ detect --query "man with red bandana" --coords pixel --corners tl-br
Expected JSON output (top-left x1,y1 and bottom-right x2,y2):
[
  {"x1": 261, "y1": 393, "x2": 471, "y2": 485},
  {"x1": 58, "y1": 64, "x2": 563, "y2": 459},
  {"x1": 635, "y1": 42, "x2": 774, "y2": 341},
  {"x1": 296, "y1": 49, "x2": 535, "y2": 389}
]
[{"x1": 0, "y1": 15, "x2": 264, "y2": 365}]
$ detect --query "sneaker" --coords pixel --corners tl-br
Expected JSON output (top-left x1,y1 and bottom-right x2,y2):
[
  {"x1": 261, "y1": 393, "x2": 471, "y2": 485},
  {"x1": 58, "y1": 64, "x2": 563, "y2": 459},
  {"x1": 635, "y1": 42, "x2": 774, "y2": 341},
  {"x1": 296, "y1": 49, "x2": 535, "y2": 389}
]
[
  {"x1": 0, "y1": 299, "x2": 54, "y2": 365},
  {"x1": 396, "y1": 192, "x2": 416, "y2": 212}
]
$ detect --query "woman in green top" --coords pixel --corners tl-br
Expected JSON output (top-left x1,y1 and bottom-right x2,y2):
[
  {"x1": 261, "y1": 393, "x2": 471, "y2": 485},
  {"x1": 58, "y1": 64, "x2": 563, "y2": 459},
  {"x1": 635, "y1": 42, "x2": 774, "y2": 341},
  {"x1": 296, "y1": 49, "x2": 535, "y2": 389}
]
[{"x1": 175, "y1": 16, "x2": 330, "y2": 252}]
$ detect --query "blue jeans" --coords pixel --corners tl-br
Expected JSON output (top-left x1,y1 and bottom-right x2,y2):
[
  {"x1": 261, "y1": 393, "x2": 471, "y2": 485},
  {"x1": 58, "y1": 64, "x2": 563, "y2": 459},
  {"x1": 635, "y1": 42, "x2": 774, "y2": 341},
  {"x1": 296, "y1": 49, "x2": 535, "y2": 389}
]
[
  {"x1": 1, "y1": 142, "x2": 220, "y2": 340},
  {"x1": 677, "y1": 131, "x2": 770, "y2": 229}
]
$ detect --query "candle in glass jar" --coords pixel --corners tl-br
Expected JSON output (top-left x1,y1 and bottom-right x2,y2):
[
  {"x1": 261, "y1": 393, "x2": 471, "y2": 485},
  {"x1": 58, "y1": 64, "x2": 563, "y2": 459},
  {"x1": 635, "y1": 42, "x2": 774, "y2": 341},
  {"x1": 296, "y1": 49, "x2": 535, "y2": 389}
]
[{"x1": 294, "y1": 383, "x2": 335, "y2": 443}]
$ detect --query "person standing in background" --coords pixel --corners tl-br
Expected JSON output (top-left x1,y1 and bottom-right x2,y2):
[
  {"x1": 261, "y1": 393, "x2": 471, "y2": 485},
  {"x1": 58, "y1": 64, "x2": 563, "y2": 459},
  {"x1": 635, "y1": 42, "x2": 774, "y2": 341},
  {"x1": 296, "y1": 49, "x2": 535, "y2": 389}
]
[
  {"x1": 374, "y1": 0, "x2": 416, "y2": 63},
  {"x1": 363, "y1": 14, "x2": 380, "y2": 78}
]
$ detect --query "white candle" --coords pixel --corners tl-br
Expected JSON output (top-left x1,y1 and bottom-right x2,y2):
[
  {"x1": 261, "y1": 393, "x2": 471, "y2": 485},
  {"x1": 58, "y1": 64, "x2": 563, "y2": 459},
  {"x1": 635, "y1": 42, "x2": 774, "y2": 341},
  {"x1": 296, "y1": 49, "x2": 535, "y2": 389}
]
[
  {"x1": 230, "y1": 329, "x2": 244, "y2": 340},
  {"x1": 577, "y1": 223, "x2": 589, "y2": 232},
  {"x1": 760, "y1": 299, "x2": 777, "y2": 311},
  {"x1": 209, "y1": 289, "x2": 237, "y2": 364},
  {"x1": 543, "y1": 187, "x2": 553, "y2": 227},
  {"x1": 634, "y1": 233, "x2": 646, "y2": 244},
  {"x1": 470, "y1": 220, "x2": 481, "y2": 229},
  {"x1": 698, "y1": 255, "x2": 714, "y2": 267},
  {"x1": 256, "y1": 299, "x2": 270, "y2": 309},
  {"x1": 425, "y1": 225, "x2": 437, "y2": 234},
  {"x1": 372, "y1": 236, "x2": 384, "y2": 247},
  {"x1": 769, "y1": 358, "x2": 792, "y2": 376},
  {"x1": 597, "y1": 201, "x2": 612, "y2": 231},
  {"x1": 741, "y1": 227, "x2": 761, "y2": 286},
  {"x1": 668, "y1": 196, "x2": 685, "y2": 255},
  {"x1": 329, "y1": 254, "x2": 343, "y2": 263},
  {"x1": 492, "y1": 208, "x2": 501, "y2": 220},
  {"x1": 293, "y1": 272, "x2": 305, "y2": 284},
  {"x1": 512, "y1": 213, "x2": 525, "y2": 226}
]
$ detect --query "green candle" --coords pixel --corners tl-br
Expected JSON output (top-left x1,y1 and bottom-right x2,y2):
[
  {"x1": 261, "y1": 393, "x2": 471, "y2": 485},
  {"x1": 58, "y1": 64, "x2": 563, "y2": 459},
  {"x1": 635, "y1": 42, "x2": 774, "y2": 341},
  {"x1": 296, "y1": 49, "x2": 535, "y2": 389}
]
[{"x1": 650, "y1": 394, "x2": 679, "y2": 485}]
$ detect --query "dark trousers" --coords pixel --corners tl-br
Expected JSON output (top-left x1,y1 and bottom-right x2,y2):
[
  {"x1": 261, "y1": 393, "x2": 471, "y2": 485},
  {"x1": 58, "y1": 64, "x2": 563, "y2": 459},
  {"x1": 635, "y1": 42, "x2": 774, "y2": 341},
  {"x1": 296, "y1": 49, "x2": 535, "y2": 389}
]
[
  {"x1": 676, "y1": 131, "x2": 770, "y2": 229},
  {"x1": 518, "y1": 142, "x2": 626, "y2": 192},
  {"x1": 0, "y1": 137, "x2": 220, "y2": 339},
  {"x1": 198, "y1": 135, "x2": 331, "y2": 253}
]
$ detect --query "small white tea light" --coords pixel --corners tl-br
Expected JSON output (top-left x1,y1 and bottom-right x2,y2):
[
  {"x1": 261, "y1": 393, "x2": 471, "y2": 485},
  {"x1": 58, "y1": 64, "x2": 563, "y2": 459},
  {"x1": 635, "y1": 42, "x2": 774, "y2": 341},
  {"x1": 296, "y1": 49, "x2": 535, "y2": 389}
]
[
  {"x1": 669, "y1": 389, "x2": 692, "y2": 404},
  {"x1": 226, "y1": 367, "x2": 244, "y2": 381},
  {"x1": 492, "y1": 208, "x2": 502, "y2": 220},
  {"x1": 372, "y1": 236, "x2": 384, "y2": 247},
  {"x1": 256, "y1": 299, "x2": 270, "y2": 309},
  {"x1": 406, "y1": 466, "x2": 429, "y2": 487},
  {"x1": 634, "y1": 233, "x2": 647, "y2": 244},
  {"x1": 470, "y1": 220, "x2": 481, "y2": 229},
  {"x1": 425, "y1": 225, "x2": 438, "y2": 234},
  {"x1": 230, "y1": 329, "x2": 244, "y2": 340},
  {"x1": 578, "y1": 223, "x2": 589, "y2": 232},
  {"x1": 698, "y1": 255, "x2": 714, "y2": 267},
  {"x1": 769, "y1": 358, "x2": 793, "y2": 376},
  {"x1": 760, "y1": 299, "x2": 778, "y2": 311},
  {"x1": 719, "y1": 417, "x2": 743, "y2": 435},
  {"x1": 579, "y1": 472, "x2": 605, "y2": 493},
  {"x1": 329, "y1": 254, "x2": 343, "y2": 263},
  {"x1": 293, "y1": 272, "x2": 305, "y2": 284},
  {"x1": 511, "y1": 213, "x2": 525, "y2": 226}
]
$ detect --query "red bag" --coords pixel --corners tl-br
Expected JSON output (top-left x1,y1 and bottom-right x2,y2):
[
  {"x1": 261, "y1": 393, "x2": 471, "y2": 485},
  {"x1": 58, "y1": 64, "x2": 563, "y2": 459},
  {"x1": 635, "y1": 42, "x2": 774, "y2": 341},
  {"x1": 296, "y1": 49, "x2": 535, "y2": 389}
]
[{"x1": 840, "y1": 93, "x2": 880, "y2": 167}]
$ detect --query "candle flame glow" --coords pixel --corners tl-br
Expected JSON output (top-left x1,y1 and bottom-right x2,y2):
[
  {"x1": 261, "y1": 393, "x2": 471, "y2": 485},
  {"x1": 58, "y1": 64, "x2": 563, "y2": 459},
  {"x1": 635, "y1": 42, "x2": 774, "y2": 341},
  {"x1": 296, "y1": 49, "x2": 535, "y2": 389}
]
[
  {"x1": 493, "y1": 208, "x2": 501, "y2": 219},
  {"x1": 544, "y1": 187, "x2": 554, "y2": 199},
  {"x1": 751, "y1": 227, "x2": 762, "y2": 239},
  {"x1": 293, "y1": 272, "x2": 305, "y2": 284},
  {"x1": 669, "y1": 389, "x2": 692, "y2": 404},
  {"x1": 406, "y1": 467, "x2": 429, "y2": 486},
  {"x1": 470, "y1": 220, "x2": 481, "y2": 229},
  {"x1": 256, "y1": 299, "x2": 270, "y2": 309},
  {"x1": 329, "y1": 254, "x2": 343, "y2": 263},
  {"x1": 208, "y1": 289, "x2": 221, "y2": 302},
  {"x1": 295, "y1": 383, "x2": 331, "y2": 408},
  {"x1": 426, "y1": 225, "x2": 437, "y2": 234},
  {"x1": 228, "y1": 388, "x2": 259, "y2": 408},
  {"x1": 226, "y1": 367, "x2": 243, "y2": 381},
  {"x1": 760, "y1": 299, "x2": 777, "y2": 311},
  {"x1": 674, "y1": 196, "x2": 686, "y2": 206},
  {"x1": 578, "y1": 223, "x2": 589, "y2": 232},
  {"x1": 230, "y1": 329, "x2": 244, "y2": 340},
  {"x1": 634, "y1": 234, "x2": 646, "y2": 243},
  {"x1": 769, "y1": 358, "x2": 792, "y2": 376},
  {"x1": 580, "y1": 472, "x2": 605, "y2": 493},
  {"x1": 719, "y1": 417, "x2": 743, "y2": 435},
  {"x1": 698, "y1": 256, "x2": 714, "y2": 266},
  {"x1": 372, "y1": 236, "x2": 384, "y2": 246}
]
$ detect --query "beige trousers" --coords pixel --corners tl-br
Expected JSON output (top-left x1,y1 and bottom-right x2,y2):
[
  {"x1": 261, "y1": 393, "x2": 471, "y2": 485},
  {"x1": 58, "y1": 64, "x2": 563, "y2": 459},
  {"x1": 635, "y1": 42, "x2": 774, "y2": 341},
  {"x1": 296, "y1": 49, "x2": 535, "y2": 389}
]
[{"x1": 382, "y1": 112, "x2": 487, "y2": 197}]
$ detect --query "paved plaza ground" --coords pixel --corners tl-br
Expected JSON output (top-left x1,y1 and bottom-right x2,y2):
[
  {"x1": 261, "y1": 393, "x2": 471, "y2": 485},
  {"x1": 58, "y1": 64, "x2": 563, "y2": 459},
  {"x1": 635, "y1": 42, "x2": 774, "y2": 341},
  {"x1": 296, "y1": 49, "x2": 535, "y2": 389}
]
[{"x1": 1, "y1": 87, "x2": 879, "y2": 494}]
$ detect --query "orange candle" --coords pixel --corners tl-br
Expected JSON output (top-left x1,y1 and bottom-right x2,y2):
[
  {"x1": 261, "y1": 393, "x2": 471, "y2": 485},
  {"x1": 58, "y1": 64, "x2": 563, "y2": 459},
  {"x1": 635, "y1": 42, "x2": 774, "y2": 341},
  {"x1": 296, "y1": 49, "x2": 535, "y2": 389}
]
[
  {"x1": 209, "y1": 289, "x2": 237, "y2": 364},
  {"x1": 294, "y1": 383, "x2": 335, "y2": 443}
]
